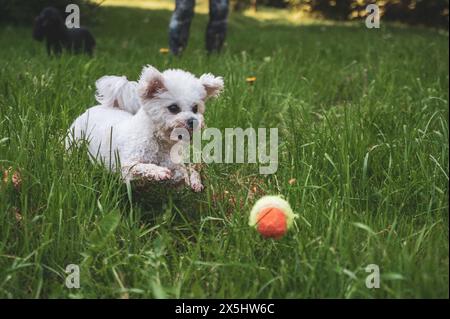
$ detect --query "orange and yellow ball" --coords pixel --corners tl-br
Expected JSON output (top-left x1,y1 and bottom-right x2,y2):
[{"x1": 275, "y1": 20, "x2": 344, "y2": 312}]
[{"x1": 249, "y1": 195, "x2": 297, "y2": 239}]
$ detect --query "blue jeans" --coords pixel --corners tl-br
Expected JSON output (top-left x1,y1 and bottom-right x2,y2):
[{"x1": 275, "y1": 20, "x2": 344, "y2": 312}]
[{"x1": 169, "y1": 0, "x2": 229, "y2": 55}]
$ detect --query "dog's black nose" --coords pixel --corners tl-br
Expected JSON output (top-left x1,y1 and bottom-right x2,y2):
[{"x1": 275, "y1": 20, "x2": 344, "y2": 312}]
[{"x1": 187, "y1": 118, "x2": 196, "y2": 129}]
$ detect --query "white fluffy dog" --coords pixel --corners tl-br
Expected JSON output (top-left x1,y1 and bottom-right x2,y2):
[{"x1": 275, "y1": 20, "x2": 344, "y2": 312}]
[{"x1": 66, "y1": 65, "x2": 224, "y2": 192}]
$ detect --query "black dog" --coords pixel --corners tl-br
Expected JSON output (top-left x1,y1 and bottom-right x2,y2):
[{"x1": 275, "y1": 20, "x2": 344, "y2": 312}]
[{"x1": 33, "y1": 7, "x2": 95, "y2": 56}]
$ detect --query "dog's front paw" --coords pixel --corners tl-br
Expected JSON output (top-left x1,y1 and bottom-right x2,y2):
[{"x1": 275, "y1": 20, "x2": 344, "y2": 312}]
[
  {"x1": 190, "y1": 180, "x2": 204, "y2": 193},
  {"x1": 153, "y1": 167, "x2": 172, "y2": 181}
]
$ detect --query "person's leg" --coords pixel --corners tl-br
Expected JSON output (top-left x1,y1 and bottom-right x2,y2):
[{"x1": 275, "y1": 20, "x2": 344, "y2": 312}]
[
  {"x1": 169, "y1": 0, "x2": 196, "y2": 55},
  {"x1": 206, "y1": 0, "x2": 229, "y2": 53}
]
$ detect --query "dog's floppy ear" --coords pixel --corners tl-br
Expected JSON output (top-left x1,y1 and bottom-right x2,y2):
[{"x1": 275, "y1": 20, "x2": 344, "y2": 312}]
[
  {"x1": 200, "y1": 73, "x2": 224, "y2": 100},
  {"x1": 138, "y1": 65, "x2": 166, "y2": 100}
]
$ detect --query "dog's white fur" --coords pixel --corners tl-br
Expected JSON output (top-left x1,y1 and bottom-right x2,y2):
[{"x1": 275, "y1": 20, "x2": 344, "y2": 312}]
[{"x1": 66, "y1": 65, "x2": 224, "y2": 192}]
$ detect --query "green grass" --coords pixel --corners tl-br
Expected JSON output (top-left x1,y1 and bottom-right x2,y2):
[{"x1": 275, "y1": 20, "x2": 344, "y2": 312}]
[{"x1": 0, "y1": 4, "x2": 448, "y2": 298}]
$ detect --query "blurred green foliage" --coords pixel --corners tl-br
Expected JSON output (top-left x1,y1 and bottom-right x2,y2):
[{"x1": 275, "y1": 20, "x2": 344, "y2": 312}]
[
  {"x1": 233, "y1": 0, "x2": 449, "y2": 28},
  {"x1": 2, "y1": 0, "x2": 448, "y2": 28},
  {"x1": 0, "y1": 0, "x2": 96, "y2": 25}
]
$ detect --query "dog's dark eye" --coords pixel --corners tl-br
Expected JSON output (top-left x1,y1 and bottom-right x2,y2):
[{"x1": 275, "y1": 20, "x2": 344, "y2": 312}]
[
  {"x1": 192, "y1": 104, "x2": 198, "y2": 114},
  {"x1": 167, "y1": 104, "x2": 180, "y2": 114}
]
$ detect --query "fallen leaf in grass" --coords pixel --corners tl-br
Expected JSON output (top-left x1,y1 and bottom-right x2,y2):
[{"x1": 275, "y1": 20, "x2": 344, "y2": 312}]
[
  {"x1": 288, "y1": 178, "x2": 296, "y2": 185},
  {"x1": 248, "y1": 183, "x2": 265, "y2": 200},
  {"x1": 2, "y1": 167, "x2": 22, "y2": 191},
  {"x1": 11, "y1": 170, "x2": 21, "y2": 190},
  {"x1": 12, "y1": 207, "x2": 22, "y2": 222},
  {"x1": 15, "y1": 211, "x2": 22, "y2": 222},
  {"x1": 228, "y1": 195, "x2": 237, "y2": 206},
  {"x1": 159, "y1": 48, "x2": 169, "y2": 54},
  {"x1": 246, "y1": 76, "x2": 256, "y2": 84}
]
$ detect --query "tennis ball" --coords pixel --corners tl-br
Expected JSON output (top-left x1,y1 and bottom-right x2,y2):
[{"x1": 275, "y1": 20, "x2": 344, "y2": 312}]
[{"x1": 249, "y1": 195, "x2": 297, "y2": 239}]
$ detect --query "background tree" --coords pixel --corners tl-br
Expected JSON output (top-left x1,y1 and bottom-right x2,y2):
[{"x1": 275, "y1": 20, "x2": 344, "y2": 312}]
[
  {"x1": 232, "y1": 0, "x2": 449, "y2": 28},
  {"x1": 0, "y1": 0, "x2": 96, "y2": 25}
]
